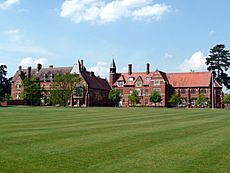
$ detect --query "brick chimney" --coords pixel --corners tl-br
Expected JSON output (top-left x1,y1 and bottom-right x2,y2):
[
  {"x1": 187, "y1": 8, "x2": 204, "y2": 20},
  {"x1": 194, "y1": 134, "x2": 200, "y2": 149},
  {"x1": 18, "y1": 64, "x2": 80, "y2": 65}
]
[
  {"x1": 37, "y1": 64, "x2": 42, "y2": 72},
  {"x1": 128, "y1": 64, "x2": 132, "y2": 75},
  {"x1": 146, "y1": 63, "x2": 150, "y2": 74},
  {"x1": 81, "y1": 59, "x2": 84, "y2": 70},
  {"x1": 27, "y1": 66, "x2": 32, "y2": 78},
  {"x1": 18, "y1": 66, "x2": 22, "y2": 72}
]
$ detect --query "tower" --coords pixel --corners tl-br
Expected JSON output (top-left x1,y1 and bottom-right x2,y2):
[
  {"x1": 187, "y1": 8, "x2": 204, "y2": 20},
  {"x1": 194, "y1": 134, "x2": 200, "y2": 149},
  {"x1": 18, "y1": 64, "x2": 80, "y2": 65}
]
[{"x1": 109, "y1": 58, "x2": 117, "y2": 87}]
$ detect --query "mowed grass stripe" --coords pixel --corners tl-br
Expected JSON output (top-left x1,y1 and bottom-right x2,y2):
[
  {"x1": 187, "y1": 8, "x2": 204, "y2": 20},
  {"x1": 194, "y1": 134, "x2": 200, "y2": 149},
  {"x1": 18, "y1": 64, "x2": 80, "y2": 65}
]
[{"x1": 0, "y1": 107, "x2": 229, "y2": 173}]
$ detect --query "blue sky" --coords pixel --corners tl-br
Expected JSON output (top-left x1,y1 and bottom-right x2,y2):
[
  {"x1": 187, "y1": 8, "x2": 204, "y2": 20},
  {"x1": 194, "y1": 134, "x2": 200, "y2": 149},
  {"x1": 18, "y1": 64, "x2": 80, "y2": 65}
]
[{"x1": 0, "y1": 0, "x2": 230, "y2": 78}]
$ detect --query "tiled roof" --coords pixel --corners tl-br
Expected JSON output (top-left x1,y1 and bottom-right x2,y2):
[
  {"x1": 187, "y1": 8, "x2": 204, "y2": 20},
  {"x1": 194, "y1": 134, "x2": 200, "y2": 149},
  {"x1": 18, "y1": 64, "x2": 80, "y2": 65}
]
[
  {"x1": 36, "y1": 67, "x2": 72, "y2": 80},
  {"x1": 166, "y1": 72, "x2": 213, "y2": 88},
  {"x1": 81, "y1": 71, "x2": 111, "y2": 91},
  {"x1": 113, "y1": 70, "x2": 167, "y2": 86}
]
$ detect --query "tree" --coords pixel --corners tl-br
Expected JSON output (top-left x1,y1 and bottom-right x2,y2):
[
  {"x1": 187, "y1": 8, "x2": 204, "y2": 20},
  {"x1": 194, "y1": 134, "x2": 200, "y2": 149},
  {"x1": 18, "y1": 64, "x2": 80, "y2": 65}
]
[
  {"x1": 128, "y1": 90, "x2": 140, "y2": 106},
  {"x1": 195, "y1": 95, "x2": 209, "y2": 108},
  {"x1": 49, "y1": 73, "x2": 81, "y2": 106},
  {"x1": 22, "y1": 77, "x2": 41, "y2": 105},
  {"x1": 109, "y1": 89, "x2": 121, "y2": 107},
  {"x1": 150, "y1": 91, "x2": 162, "y2": 107},
  {"x1": 0, "y1": 65, "x2": 11, "y2": 101},
  {"x1": 169, "y1": 93, "x2": 181, "y2": 107},
  {"x1": 206, "y1": 44, "x2": 230, "y2": 88},
  {"x1": 223, "y1": 94, "x2": 230, "y2": 104}
]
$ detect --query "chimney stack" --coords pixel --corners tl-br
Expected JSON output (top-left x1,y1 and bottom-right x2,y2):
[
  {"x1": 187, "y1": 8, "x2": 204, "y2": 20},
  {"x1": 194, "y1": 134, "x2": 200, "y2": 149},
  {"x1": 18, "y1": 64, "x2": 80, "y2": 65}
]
[
  {"x1": 81, "y1": 59, "x2": 84, "y2": 70},
  {"x1": 146, "y1": 63, "x2": 150, "y2": 74},
  {"x1": 37, "y1": 64, "x2": 42, "y2": 72},
  {"x1": 19, "y1": 66, "x2": 22, "y2": 72},
  {"x1": 90, "y1": 71, "x2": 94, "y2": 77},
  {"x1": 128, "y1": 64, "x2": 132, "y2": 75},
  {"x1": 27, "y1": 66, "x2": 32, "y2": 78}
]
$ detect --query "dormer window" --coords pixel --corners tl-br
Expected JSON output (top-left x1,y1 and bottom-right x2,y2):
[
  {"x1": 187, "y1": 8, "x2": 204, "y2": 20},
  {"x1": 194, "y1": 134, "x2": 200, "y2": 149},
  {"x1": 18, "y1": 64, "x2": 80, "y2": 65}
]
[
  {"x1": 50, "y1": 73, "x2": 54, "y2": 81},
  {"x1": 117, "y1": 80, "x2": 124, "y2": 87},
  {"x1": 146, "y1": 77, "x2": 151, "y2": 81},
  {"x1": 135, "y1": 81, "x2": 142, "y2": 87},
  {"x1": 128, "y1": 77, "x2": 135, "y2": 82},
  {"x1": 43, "y1": 74, "x2": 48, "y2": 82}
]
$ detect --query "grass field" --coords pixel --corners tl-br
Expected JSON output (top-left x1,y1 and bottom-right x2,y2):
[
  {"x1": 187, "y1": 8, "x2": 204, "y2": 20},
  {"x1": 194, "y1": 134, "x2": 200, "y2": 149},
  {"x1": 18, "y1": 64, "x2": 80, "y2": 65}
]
[{"x1": 0, "y1": 107, "x2": 229, "y2": 173}]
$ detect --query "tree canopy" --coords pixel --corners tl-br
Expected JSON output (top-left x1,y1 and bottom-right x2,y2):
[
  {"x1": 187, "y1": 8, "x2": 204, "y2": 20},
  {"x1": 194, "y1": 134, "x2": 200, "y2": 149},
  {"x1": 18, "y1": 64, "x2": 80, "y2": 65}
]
[
  {"x1": 150, "y1": 91, "x2": 162, "y2": 107},
  {"x1": 223, "y1": 94, "x2": 230, "y2": 104},
  {"x1": 195, "y1": 95, "x2": 209, "y2": 108},
  {"x1": 206, "y1": 44, "x2": 230, "y2": 89},
  {"x1": 49, "y1": 73, "x2": 81, "y2": 106},
  {"x1": 128, "y1": 90, "x2": 140, "y2": 106},
  {"x1": 22, "y1": 77, "x2": 41, "y2": 105},
  {"x1": 169, "y1": 93, "x2": 181, "y2": 106},
  {"x1": 109, "y1": 89, "x2": 121, "y2": 107},
  {"x1": 0, "y1": 65, "x2": 11, "y2": 101}
]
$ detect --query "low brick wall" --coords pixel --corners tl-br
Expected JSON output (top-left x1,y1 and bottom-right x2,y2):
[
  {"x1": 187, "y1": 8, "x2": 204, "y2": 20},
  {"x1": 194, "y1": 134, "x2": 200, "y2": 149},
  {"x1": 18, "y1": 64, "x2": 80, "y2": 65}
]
[
  {"x1": 0, "y1": 101, "x2": 8, "y2": 107},
  {"x1": 224, "y1": 104, "x2": 230, "y2": 109},
  {"x1": 7, "y1": 100, "x2": 25, "y2": 106}
]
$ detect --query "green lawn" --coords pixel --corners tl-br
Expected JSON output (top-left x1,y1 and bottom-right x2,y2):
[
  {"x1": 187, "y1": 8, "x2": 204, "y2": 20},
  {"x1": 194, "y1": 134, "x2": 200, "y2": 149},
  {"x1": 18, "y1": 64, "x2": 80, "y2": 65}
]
[{"x1": 0, "y1": 107, "x2": 229, "y2": 173}]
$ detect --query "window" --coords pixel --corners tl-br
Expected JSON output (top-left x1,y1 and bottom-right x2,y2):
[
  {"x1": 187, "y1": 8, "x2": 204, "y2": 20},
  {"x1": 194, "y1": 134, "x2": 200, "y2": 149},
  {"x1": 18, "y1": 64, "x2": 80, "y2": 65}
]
[
  {"x1": 216, "y1": 89, "x2": 221, "y2": 96},
  {"x1": 191, "y1": 89, "x2": 196, "y2": 94},
  {"x1": 16, "y1": 92, "x2": 20, "y2": 99},
  {"x1": 145, "y1": 99, "x2": 149, "y2": 105},
  {"x1": 43, "y1": 74, "x2": 48, "y2": 82},
  {"x1": 135, "y1": 81, "x2": 142, "y2": 87},
  {"x1": 146, "y1": 77, "x2": 151, "y2": 81},
  {"x1": 73, "y1": 86, "x2": 84, "y2": 98},
  {"x1": 200, "y1": 89, "x2": 206, "y2": 95},
  {"x1": 181, "y1": 89, "x2": 186, "y2": 94},
  {"x1": 118, "y1": 89, "x2": 123, "y2": 96},
  {"x1": 153, "y1": 80, "x2": 160, "y2": 86},
  {"x1": 128, "y1": 77, "x2": 135, "y2": 82},
  {"x1": 16, "y1": 83, "x2": 21, "y2": 89},
  {"x1": 117, "y1": 80, "x2": 124, "y2": 87},
  {"x1": 136, "y1": 89, "x2": 142, "y2": 96},
  {"x1": 145, "y1": 89, "x2": 149, "y2": 96},
  {"x1": 153, "y1": 88, "x2": 161, "y2": 93},
  {"x1": 50, "y1": 73, "x2": 54, "y2": 81}
]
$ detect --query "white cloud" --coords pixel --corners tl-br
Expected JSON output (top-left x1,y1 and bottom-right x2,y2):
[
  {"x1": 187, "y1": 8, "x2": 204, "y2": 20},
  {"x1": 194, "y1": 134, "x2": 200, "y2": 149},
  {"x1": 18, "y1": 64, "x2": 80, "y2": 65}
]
[
  {"x1": 132, "y1": 4, "x2": 170, "y2": 21},
  {"x1": 60, "y1": 0, "x2": 170, "y2": 24},
  {"x1": 88, "y1": 61, "x2": 109, "y2": 78},
  {"x1": 5, "y1": 29, "x2": 22, "y2": 42},
  {"x1": 0, "y1": 0, "x2": 19, "y2": 10},
  {"x1": 180, "y1": 51, "x2": 207, "y2": 71},
  {"x1": 19, "y1": 57, "x2": 48, "y2": 68}
]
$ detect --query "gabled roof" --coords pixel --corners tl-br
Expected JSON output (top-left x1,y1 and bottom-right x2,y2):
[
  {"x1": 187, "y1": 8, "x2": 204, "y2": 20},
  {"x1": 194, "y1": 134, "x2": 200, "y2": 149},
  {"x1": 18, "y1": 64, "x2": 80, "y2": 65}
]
[
  {"x1": 166, "y1": 72, "x2": 214, "y2": 88},
  {"x1": 81, "y1": 71, "x2": 111, "y2": 91},
  {"x1": 113, "y1": 70, "x2": 167, "y2": 86}
]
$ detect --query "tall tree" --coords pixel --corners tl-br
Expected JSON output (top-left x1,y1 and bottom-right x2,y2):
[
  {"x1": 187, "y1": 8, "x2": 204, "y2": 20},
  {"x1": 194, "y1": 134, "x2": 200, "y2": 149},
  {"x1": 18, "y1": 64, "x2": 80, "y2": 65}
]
[
  {"x1": 109, "y1": 89, "x2": 121, "y2": 107},
  {"x1": 150, "y1": 91, "x2": 162, "y2": 107},
  {"x1": 22, "y1": 77, "x2": 41, "y2": 105},
  {"x1": 206, "y1": 44, "x2": 230, "y2": 88},
  {"x1": 0, "y1": 65, "x2": 10, "y2": 101},
  {"x1": 128, "y1": 90, "x2": 140, "y2": 106},
  {"x1": 49, "y1": 73, "x2": 81, "y2": 106}
]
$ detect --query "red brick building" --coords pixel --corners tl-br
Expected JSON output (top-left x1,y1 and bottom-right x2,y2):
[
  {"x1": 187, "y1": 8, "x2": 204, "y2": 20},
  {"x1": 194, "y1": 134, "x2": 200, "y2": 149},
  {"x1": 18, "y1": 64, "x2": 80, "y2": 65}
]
[
  {"x1": 11, "y1": 60, "x2": 111, "y2": 106},
  {"x1": 109, "y1": 59, "x2": 223, "y2": 108}
]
